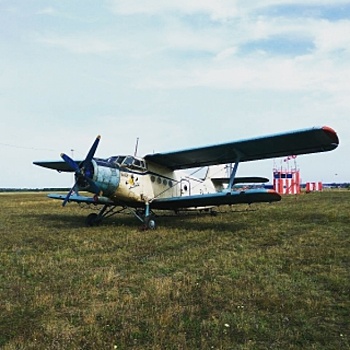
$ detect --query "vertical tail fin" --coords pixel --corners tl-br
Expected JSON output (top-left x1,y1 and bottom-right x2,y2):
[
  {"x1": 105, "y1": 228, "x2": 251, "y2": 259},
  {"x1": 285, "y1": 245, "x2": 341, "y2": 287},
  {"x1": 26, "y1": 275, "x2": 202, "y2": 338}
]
[{"x1": 204, "y1": 164, "x2": 231, "y2": 192}]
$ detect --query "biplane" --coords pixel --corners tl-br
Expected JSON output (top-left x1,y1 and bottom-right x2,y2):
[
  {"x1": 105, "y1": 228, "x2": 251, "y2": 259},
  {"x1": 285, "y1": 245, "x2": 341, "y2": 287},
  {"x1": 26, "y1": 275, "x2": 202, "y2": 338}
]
[{"x1": 34, "y1": 126, "x2": 339, "y2": 229}]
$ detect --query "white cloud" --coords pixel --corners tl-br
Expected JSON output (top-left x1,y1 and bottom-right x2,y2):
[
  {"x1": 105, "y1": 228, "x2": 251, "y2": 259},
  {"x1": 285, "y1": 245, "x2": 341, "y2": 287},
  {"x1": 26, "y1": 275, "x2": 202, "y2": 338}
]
[
  {"x1": 108, "y1": 0, "x2": 240, "y2": 19},
  {"x1": 17, "y1": 1, "x2": 350, "y2": 108},
  {"x1": 37, "y1": 34, "x2": 116, "y2": 54},
  {"x1": 312, "y1": 20, "x2": 350, "y2": 54},
  {"x1": 36, "y1": 7, "x2": 57, "y2": 16},
  {"x1": 107, "y1": 0, "x2": 350, "y2": 20},
  {"x1": 214, "y1": 47, "x2": 238, "y2": 60}
]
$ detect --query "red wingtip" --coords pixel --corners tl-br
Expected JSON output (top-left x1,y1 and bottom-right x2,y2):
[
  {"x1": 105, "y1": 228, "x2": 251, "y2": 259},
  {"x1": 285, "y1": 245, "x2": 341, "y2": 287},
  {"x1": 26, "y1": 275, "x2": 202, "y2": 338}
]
[{"x1": 322, "y1": 126, "x2": 339, "y2": 146}]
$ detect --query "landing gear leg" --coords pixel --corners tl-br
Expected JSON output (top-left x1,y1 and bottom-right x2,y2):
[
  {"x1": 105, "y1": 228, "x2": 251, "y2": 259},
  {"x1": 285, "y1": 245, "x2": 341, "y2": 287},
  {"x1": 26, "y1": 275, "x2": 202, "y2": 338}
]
[{"x1": 143, "y1": 202, "x2": 156, "y2": 230}]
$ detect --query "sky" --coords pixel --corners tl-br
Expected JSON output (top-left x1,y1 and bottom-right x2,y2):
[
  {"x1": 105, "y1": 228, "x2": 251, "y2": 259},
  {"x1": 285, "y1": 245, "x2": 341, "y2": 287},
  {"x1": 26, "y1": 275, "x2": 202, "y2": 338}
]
[{"x1": 0, "y1": 0, "x2": 349, "y2": 188}]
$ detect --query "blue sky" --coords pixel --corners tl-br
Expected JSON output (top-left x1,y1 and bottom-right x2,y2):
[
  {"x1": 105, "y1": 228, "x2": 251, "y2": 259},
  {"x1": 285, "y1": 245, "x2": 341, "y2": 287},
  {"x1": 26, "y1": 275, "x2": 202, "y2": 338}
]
[{"x1": 0, "y1": 0, "x2": 349, "y2": 187}]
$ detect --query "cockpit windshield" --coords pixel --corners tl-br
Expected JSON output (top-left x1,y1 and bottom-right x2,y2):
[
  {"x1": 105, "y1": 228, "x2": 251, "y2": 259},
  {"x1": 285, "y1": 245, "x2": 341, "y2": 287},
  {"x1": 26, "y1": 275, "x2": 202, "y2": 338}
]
[
  {"x1": 123, "y1": 156, "x2": 134, "y2": 166},
  {"x1": 108, "y1": 155, "x2": 146, "y2": 170}
]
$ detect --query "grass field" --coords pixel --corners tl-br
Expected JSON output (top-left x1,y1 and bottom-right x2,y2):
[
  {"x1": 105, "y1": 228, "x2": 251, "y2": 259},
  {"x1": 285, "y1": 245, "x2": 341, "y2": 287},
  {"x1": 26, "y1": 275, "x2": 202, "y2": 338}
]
[{"x1": 0, "y1": 191, "x2": 349, "y2": 349}]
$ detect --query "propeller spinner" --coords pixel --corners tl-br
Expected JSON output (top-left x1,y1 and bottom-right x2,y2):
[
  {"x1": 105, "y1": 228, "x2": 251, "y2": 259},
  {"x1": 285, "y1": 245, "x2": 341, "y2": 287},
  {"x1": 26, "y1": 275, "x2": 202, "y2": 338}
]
[{"x1": 60, "y1": 135, "x2": 101, "y2": 206}]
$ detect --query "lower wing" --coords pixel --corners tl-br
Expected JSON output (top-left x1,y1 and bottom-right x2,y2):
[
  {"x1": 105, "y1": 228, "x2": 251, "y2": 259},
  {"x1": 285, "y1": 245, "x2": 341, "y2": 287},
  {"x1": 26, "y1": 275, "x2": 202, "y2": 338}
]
[
  {"x1": 47, "y1": 193, "x2": 114, "y2": 205},
  {"x1": 151, "y1": 189, "x2": 281, "y2": 210}
]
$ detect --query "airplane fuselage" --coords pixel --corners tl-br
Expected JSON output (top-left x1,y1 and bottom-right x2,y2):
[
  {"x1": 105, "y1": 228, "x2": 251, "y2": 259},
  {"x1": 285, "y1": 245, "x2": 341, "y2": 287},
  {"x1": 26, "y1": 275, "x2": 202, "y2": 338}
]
[{"x1": 89, "y1": 155, "x2": 215, "y2": 207}]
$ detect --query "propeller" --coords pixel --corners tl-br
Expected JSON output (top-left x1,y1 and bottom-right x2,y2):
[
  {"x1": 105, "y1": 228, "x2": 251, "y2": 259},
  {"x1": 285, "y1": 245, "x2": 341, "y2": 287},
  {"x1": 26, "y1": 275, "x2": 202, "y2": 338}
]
[{"x1": 60, "y1": 135, "x2": 101, "y2": 206}]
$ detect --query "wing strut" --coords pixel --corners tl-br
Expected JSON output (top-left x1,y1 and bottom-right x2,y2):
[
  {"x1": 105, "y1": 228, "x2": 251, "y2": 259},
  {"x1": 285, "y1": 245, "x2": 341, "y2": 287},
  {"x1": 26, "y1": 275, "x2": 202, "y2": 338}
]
[{"x1": 228, "y1": 157, "x2": 240, "y2": 190}]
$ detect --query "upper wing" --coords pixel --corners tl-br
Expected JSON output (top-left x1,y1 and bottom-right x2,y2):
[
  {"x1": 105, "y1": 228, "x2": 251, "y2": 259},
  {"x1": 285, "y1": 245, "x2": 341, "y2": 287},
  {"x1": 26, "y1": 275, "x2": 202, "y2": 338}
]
[
  {"x1": 144, "y1": 126, "x2": 339, "y2": 170},
  {"x1": 151, "y1": 188, "x2": 281, "y2": 210},
  {"x1": 33, "y1": 160, "x2": 83, "y2": 172}
]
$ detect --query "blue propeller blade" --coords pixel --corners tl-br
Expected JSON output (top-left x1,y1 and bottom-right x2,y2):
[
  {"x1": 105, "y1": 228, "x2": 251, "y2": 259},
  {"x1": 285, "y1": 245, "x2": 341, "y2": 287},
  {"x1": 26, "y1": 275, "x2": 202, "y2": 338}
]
[
  {"x1": 61, "y1": 135, "x2": 101, "y2": 205},
  {"x1": 62, "y1": 182, "x2": 77, "y2": 207},
  {"x1": 83, "y1": 135, "x2": 101, "y2": 167},
  {"x1": 61, "y1": 153, "x2": 80, "y2": 173}
]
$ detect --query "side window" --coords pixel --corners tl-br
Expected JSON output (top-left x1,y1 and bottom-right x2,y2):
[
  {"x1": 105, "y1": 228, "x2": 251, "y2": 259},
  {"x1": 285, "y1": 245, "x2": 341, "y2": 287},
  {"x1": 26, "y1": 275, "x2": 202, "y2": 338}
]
[
  {"x1": 134, "y1": 159, "x2": 141, "y2": 168},
  {"x1": 124, "y1": 157, "x2": 133, "y2": 166},
  {"x1": 117, "y1": 156, "x2": 126, "y2": 165},
  {"x1": 132, "y1": 158, "x2": 147, "y2": 171}
]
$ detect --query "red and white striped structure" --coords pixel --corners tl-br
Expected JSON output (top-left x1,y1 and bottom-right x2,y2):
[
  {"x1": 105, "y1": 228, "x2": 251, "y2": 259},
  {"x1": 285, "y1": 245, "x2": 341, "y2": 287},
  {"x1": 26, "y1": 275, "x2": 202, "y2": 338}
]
[
  {"x1": 306, "y1": 182, "x2": 323, "y2": 192},
  {"x1": 273, "y1": 170, "x2": 301, "y2": 195}
]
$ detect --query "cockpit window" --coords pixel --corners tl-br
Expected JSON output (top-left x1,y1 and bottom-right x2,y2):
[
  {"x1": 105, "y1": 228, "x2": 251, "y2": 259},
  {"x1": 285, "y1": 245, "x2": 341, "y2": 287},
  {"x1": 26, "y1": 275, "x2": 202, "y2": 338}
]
[
  {"x1": 124, "y1": 156, "x2": 134, "y2": 166},
  {"x1": 108, "y1": 156, "x2": 119, "y2": 163},
  {"x1": 133, "y1": 159, "x2": 141, "y2": 168},
  {"x1": 111, "y1": 155, "x2": 147, "y2": 170},
  {"x1": 116, "y1": 156, "x2": 126, "y2": 164}
]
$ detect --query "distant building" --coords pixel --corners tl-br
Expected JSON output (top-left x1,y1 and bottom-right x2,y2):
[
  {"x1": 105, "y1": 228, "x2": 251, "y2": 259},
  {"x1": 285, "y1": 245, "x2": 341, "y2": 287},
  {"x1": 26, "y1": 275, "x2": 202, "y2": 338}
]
[
  {"x1": 273, "y1": 170, "x2": 301, "y2": 195},
  {"x1": 305, "y1": 182, "x2": 323, "y2": 192}
]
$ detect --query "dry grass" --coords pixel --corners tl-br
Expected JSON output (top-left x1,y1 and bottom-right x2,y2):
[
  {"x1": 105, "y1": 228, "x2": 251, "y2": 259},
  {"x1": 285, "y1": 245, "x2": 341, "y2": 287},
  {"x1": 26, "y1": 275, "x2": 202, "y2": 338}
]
[{"x1": 0, "y1": 191, "x2": 349, "y2": 349}]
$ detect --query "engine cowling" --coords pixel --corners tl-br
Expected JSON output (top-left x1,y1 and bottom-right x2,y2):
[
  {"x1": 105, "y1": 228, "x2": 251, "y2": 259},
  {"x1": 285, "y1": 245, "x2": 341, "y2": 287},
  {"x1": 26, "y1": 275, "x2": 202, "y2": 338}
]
[
  {"x1": 73, "y1": 160, "x2": 120, "y2": 197},
  {"x1": 91, "y1": 160, "x2": 120, "y2": 197}
]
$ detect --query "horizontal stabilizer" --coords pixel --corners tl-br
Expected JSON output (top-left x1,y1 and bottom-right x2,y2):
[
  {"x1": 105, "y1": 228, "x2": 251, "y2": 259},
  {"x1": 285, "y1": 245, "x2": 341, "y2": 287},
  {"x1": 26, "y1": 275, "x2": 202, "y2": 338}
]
[
  {"x1": 212, "y1": 176, "x2": 269, "y2": 185},
  {"x1": 33, "y1": 160, "x2": 84, "y2": 172}
]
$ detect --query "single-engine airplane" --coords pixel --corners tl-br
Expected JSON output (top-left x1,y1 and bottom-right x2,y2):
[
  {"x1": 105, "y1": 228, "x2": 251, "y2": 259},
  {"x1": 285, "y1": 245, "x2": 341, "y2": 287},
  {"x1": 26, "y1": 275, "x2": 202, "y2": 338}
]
[{"x1": 34, "y1": 126, "x2": 339, "y2": 229}]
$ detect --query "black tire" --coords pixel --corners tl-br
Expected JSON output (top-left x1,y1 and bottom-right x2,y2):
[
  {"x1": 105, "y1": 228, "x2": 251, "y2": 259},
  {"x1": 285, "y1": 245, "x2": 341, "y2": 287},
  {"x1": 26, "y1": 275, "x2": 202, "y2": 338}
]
[
  {"x1": 86, "y1": 213, "x2": 101, "y2": 227},
  {"x1": 144, "y1": 217, "x2": 156, "y2": 230}
]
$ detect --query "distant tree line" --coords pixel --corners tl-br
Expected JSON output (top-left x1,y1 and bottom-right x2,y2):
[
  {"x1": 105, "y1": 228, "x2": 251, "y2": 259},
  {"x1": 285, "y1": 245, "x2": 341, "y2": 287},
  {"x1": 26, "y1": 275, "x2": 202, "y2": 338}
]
[{"x1": 0, "y1": 188, "x2": 70, "y2": 193}]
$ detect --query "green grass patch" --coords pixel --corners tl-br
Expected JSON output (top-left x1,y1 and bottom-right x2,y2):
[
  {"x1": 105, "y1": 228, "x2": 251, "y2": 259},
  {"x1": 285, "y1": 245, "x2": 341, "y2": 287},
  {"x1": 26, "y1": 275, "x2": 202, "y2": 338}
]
[{"x1": 0, "y1": 191, "x2": 349, "y2": 349}]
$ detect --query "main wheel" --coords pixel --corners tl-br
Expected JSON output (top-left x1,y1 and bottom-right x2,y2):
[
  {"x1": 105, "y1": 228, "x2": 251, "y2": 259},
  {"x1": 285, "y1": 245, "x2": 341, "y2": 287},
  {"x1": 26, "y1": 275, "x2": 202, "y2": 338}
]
[
  {"x1": 143, "y1": 217, "x2": 156, "y2": 230},
  {"x1": 147, "y1": 219, "x2": 156, "y2": 230},
  {"x1": 86, "y1": 213, "x2": 101, "y2": 227}
]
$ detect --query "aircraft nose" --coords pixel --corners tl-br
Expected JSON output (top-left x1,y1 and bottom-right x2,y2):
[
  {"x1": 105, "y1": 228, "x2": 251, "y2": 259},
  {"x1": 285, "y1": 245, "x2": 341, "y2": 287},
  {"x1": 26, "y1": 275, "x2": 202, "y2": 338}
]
[
  {"x1": 92, "y1": 162, "x2": 120, "y2": 197},
  {"x1": 74, "y1": 160, "x2": 100, "y2": 194}
]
